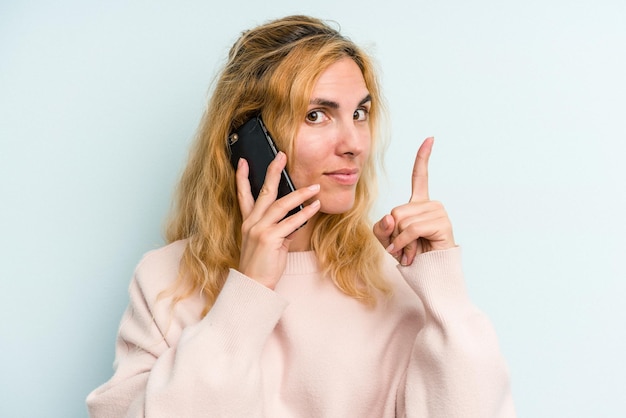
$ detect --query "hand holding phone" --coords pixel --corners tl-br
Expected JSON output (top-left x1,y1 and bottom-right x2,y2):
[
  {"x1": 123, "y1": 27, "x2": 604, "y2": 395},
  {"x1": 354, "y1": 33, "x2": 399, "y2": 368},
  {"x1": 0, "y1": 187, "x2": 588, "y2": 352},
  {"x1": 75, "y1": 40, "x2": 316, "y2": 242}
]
[
  {"x1": 229, "y1": 116, "x2": 320, "y2": 289},
  {"x1": 228, "y1": 116, "x2": 303, "y2": 218}
]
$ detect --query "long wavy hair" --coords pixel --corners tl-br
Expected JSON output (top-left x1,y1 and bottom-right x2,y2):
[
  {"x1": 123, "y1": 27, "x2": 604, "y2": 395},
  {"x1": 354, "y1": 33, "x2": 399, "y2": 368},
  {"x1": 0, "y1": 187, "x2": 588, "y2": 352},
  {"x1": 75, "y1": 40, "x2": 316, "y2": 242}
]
[{"x1": 165, "y1": 15, "x2": 391, "y2": 315}]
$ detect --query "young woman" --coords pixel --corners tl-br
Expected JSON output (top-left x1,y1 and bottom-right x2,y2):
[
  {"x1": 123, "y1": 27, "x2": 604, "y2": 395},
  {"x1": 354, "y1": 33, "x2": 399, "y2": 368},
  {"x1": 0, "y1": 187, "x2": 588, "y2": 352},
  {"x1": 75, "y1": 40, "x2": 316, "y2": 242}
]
[{"x1": 87, "y1": 15, "x2": 516, "y2": 417}]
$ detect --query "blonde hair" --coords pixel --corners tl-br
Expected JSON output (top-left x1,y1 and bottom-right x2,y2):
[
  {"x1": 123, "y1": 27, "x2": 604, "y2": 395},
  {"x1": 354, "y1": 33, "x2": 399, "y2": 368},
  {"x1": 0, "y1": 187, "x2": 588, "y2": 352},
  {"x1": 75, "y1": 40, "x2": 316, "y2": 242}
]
[{"x1": 165, "y1": 15, "x2": 390, "y2": 315}]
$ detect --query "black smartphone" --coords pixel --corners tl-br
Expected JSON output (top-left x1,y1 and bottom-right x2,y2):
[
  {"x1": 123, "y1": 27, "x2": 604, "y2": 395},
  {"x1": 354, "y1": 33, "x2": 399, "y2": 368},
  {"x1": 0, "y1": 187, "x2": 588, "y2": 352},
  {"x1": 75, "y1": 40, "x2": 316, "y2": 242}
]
[{"x1": 228, "y1": 115, "x2": 303, "y2": 218}]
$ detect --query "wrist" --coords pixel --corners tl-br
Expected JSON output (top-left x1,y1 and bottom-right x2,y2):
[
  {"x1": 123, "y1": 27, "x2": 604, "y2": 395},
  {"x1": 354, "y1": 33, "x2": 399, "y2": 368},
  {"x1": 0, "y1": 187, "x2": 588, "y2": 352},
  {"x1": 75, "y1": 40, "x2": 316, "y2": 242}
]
[{"x1": 426, "y1": 239, "x2": 457, "y2": 253}]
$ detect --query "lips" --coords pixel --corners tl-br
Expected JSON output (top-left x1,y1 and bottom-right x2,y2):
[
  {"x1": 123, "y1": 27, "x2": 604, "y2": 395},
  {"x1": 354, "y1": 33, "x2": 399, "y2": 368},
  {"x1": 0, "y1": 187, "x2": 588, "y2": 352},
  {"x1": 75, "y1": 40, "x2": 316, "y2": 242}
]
[{"x1": 324, "y1": 168, "x2": 360, "y2": 185}]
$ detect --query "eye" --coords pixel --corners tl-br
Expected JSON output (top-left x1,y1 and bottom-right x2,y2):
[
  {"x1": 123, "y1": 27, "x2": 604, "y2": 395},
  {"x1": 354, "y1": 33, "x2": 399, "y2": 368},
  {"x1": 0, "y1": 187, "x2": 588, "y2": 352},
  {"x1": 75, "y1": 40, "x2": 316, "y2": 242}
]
[
  {"x1": 353, "y1": 108, "x2": 369, "y2": 121},
  {"x1": 305, "y1": 110, "x2": 329, "y2": 124}
]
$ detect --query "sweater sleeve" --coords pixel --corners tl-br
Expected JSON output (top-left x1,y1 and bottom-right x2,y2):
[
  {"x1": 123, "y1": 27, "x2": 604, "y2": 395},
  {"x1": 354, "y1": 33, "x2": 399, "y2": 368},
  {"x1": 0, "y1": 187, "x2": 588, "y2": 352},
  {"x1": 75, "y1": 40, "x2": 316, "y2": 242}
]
[
  {"x1": 395, "y1": 247, "x2": 516, "y2": 418},
  {"x1": 86, "y1": 268, "x2": 288, "y2": 418}
]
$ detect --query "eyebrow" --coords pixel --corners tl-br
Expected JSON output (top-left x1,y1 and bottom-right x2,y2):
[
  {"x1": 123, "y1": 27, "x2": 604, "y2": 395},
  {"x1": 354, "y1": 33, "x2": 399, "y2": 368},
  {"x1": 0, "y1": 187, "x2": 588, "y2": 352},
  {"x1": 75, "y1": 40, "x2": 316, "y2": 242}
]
[{"x1": 309, "y1": 94, "x2": 372, "y2": 109}]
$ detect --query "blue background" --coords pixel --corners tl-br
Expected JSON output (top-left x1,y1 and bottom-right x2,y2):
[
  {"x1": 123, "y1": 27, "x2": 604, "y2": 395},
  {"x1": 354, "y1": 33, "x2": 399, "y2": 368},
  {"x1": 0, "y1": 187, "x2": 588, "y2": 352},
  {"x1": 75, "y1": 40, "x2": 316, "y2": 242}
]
[{"x1": 1, "y1": 1, "x2": 625, "y2": 416}]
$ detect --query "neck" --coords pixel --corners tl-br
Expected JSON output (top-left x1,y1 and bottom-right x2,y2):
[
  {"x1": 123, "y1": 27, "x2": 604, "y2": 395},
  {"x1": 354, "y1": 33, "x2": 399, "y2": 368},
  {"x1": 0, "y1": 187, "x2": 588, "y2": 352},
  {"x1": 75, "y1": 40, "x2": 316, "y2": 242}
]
[{"x1": 287, "y1": 214, "x2": 318, "y2": 252}]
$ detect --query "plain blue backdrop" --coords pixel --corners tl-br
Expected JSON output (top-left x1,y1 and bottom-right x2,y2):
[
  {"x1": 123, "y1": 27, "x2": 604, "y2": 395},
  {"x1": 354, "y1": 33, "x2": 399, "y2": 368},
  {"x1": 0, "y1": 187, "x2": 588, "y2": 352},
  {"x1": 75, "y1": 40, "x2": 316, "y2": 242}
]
[{"x1": 1, "y1": 1, "x2": 625, "y2": 417}]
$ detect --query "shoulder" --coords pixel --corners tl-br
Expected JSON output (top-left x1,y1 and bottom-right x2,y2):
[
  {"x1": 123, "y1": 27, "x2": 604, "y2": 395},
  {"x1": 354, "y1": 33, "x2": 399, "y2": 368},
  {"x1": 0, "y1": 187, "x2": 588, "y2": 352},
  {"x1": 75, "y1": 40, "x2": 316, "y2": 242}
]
[
  {"x1": 128, "y1": 239, "x2": 205, "y2": 342},
  {"x1": 133, "y1": 239, "x2": 188, "y2": 290},
  {"x1": 129, "y1": 239, "x2": 194, "y2": 315}
]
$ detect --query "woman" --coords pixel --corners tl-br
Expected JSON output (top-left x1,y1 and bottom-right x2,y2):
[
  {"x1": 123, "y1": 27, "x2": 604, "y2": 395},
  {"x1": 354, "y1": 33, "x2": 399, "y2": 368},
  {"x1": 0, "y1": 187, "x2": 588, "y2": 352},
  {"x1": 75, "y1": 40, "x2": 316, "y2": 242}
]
[{"x1": 87, "y1": 15, "x2": 516, "y2": 417}]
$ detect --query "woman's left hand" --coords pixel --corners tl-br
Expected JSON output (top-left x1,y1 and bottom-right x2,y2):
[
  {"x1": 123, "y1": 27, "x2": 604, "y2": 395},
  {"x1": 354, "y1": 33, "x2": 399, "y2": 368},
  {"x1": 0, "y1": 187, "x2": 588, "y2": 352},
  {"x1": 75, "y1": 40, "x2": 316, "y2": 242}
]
[{"x1": 373, "y1": 137, "x2": 456, "y2": 266}]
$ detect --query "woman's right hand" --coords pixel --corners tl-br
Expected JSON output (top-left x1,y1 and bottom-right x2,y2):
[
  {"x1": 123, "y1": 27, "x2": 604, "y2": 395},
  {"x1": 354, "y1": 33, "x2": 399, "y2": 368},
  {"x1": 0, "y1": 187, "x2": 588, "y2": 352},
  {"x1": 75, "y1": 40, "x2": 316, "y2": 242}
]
[{"x1": 235, "y1": 151, "x2": 320, "y2": 289}]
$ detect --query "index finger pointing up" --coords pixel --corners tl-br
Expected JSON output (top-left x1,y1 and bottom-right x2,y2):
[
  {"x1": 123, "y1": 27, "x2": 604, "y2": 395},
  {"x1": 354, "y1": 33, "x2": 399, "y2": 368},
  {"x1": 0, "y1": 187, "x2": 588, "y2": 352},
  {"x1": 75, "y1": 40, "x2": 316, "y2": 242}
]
[{"x1": 409, "y1": 137, "x2": 434, "y2": 202}]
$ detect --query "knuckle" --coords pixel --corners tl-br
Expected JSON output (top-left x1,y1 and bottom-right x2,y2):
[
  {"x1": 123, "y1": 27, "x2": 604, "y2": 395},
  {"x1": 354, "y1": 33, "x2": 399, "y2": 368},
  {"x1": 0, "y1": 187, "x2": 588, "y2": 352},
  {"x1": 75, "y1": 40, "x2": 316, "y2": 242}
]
[
  {"x1": 406, "y1": 223, "x2": 422, "y2": 237},
  {"x1": 397, "y1": 217, "x2": 412, "y2": 231},
  {"x1": 430, "y1": 200, "x2": 444, "y2": 209},
  {"x1": 241, "y1": 219, "x2": 254, "y2": 234},
  {"x1": 403, "y1": 240, "x2": 416, "y2": 251},
  {"x1": 248, "y1": 223, "x2": 264, "y2": 240},
  {"x1": 390, "y1": 206, "x2": 403, "y2": 219},
  {"x1": 258, "y1": 185, "x2": 272, "y2": 197},
  {"x1": 257, "y1": 230, "x2": 273, "y2": 246},
  {"x1": 276, "y1": 193, "x2": 301, "y2": 214},
  {"x1": 271, "y1": 197, "x2": 289, "y2": 212}
]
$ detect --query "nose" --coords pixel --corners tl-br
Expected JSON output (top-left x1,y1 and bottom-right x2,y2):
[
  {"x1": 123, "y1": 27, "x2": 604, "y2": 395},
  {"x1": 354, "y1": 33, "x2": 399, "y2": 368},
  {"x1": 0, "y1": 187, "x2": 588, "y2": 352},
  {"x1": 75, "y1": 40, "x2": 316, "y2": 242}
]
[{"x1": 336, "y1": 120, "x2": 366, "y2": 157}]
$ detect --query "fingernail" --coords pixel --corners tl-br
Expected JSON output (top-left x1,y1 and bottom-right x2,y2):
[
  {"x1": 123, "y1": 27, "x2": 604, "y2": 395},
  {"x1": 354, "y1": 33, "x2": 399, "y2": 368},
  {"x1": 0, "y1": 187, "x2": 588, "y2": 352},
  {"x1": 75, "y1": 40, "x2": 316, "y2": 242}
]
[
  {"x1": 310, "y1": 199, "x2": 320, "y2": 209},
  {"x1": 401, "y1": 254, "x2": 409, "y2": 266},
  {"x1": 276, "y1": 151, "x2": 285, "y2": 161},
  {"x1": 238, "y1": 158, "x2": 244, "y2": 168},
  {"x1": 385, "y1": 243, "x2": 395, "y2": 253},
  {"x1": 308, "y1": 184, "x2": 320, "y2": 192}
]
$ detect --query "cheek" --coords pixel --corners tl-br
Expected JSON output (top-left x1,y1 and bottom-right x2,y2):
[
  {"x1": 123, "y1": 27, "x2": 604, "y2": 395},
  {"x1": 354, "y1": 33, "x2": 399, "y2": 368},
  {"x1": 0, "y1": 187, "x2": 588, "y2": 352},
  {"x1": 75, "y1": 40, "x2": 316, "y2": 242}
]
[
  {"x1": 362, "y1": 127, "x2": 372, "y2": 155},
  {"x1": 289, "y1": 153, "x2": 319, "y2": 187},
  {"x1": 290, "y1": 135, "x2": 326, "y2": 184},
  {"x1": 363, "y1": 139, "x2": 372, "y2": 159}
]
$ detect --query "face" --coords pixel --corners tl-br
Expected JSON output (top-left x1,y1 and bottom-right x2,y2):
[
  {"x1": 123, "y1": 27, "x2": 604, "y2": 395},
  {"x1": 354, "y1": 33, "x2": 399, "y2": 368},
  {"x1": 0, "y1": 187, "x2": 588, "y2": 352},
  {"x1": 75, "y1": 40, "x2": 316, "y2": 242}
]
[{"x1": 290, "y1": 57, "x2": 372, "y2": 215}]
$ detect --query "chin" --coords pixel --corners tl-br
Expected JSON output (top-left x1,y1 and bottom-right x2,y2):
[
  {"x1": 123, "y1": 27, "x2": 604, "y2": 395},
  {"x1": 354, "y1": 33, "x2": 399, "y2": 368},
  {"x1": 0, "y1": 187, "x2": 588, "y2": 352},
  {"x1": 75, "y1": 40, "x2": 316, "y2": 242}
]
[{"x1": 319, "y1": 197, "x2": 356, "y2": 215}]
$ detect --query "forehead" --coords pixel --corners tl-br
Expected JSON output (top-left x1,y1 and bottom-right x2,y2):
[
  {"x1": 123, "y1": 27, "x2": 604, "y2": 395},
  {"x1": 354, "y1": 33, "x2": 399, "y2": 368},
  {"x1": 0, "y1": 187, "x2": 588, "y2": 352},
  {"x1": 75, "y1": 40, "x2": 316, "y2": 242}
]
[{"x1": 310, "y1": 58, "x2": 369, "y2": 100}]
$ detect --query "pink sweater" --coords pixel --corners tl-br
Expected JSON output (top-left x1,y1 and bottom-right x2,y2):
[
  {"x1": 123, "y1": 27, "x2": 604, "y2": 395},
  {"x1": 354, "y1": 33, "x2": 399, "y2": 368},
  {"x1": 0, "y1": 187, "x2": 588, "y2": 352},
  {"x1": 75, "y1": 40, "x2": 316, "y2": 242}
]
[{"x1": 87, "y1": 240, "x2": 515, "y2": 417}]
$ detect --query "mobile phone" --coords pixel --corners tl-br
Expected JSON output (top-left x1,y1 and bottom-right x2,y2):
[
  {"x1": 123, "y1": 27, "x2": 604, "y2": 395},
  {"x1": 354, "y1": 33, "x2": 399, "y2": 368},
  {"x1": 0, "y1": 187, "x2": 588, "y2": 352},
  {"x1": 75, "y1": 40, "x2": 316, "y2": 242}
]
[{"x1": 228, "y1": 115, "x2": 303, "y2": 218}]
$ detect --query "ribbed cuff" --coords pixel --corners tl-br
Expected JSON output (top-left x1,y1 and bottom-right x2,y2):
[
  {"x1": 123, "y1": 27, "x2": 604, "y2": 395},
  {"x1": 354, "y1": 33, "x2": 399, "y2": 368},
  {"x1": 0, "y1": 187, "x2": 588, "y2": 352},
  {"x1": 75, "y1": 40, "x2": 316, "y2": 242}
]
[
  {"x1": 197, "y1": 270, "x2": 288, "y2": 354},
  {"x1": 397, "y1": 247, "x2": 472, "y2": 324}
]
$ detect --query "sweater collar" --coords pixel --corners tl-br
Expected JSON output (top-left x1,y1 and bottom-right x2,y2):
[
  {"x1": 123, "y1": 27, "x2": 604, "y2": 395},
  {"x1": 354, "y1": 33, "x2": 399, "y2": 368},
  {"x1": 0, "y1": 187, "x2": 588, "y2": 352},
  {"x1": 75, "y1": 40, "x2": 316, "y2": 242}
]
[{"x1": 284, "y1": 251, "x2": 320, "y2": 275}]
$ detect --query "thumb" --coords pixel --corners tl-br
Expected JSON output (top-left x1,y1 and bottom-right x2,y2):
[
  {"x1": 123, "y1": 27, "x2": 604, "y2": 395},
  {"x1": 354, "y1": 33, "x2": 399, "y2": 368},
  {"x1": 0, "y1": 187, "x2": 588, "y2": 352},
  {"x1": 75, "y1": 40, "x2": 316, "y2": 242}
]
[{"x1": 373, "y1": 214, "x2": 395, "y2": 248}]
